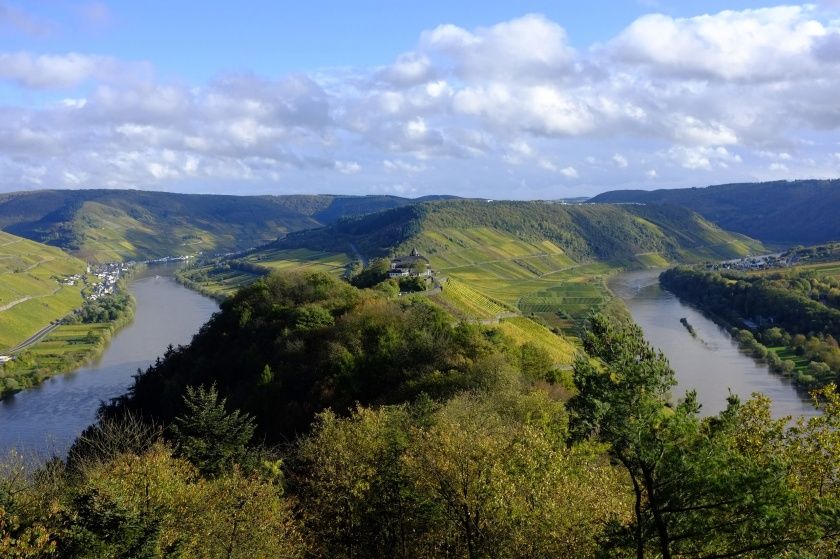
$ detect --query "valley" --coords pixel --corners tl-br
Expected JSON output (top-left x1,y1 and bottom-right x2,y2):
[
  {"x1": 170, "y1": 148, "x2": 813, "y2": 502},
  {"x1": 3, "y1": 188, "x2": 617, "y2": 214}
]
[
  {"x1": 5, "y1": 4, "x2": 840, "y2": 555},
  {"x1": 0, "y1": 189, "x2": 445, "y2": 263},
  {"x1": 0, "y1": 185, "x2": 839, "y2": 558},
  {"x1": 177, "y1": 199, "x2": 761, "y2": 334}
]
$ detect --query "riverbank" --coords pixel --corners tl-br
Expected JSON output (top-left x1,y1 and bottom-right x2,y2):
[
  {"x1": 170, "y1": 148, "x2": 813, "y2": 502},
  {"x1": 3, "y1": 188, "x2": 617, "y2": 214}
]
[
  {"x1": 608, "y1": 269, "x2": 817, "y2": 417},
  {"x1": 173, "y1": 267, "x2": 229, "y2": 302},
  {"x1": 0, "y1": 284, "x2": 137, "y2": 399},
  {"x1": 0, "y1": 269, "x2": 218, "y2": 453}
]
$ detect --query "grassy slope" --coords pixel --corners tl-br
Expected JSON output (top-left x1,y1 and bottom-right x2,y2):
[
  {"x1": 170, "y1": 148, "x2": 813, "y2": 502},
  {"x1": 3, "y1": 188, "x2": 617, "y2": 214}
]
[
  {"x1": 379, "y1": 201, "x2": 760, "y2": 333},
  {"x1": 179, "y1": 200, "x2": 762, "y2": 342},
  {"x1": 0, "y1": 231, "x2": 86, "y2": 349},
  {"x1": 177, "y1": 248, "x2": 351, "y2": 300},
  {"x1": 590, "y1": 179, "x2": 840, "y2": 246},
  {"x1": 0, "y1": 190, "x2": 444, "y2": 263}
]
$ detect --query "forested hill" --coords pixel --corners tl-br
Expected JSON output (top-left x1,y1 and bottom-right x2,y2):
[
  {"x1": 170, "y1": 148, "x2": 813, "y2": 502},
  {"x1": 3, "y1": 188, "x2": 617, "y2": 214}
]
[
  {"x1": 590, "y1": 179, "x2": 840, "y2": 245},
  {"x1": 274, "y1": 199, "x2": 763, "y2": 264},
  {"x1": 0, "y1": 189, "x2": 448, "y2": 262}
]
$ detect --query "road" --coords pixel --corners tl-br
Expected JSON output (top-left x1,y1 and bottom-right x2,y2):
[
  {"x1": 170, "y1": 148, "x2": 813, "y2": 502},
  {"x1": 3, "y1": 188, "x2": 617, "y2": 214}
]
[{"x1": 4, "y1": 321, "x2": 62, "y2": 355}]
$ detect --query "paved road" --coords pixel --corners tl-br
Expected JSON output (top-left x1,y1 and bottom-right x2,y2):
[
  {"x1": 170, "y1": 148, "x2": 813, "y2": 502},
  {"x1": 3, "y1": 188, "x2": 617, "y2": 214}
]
[{"x1": 4, "y1": 321, "x2": 62, "y2": 355}]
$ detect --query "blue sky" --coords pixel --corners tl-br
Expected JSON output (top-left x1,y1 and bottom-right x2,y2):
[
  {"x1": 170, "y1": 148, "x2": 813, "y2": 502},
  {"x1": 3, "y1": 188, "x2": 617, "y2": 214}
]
[
  {"x1": 1, "y1": 1, "x2": 840, "y2": 197},
  {"x1": 3, "y1": 1, "x2": 796, "y2": 80}
]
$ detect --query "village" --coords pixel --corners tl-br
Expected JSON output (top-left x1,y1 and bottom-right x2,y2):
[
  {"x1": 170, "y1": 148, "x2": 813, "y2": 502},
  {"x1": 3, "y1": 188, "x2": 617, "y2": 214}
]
[
  {"x1": 57, "y1": 262, "x2": 132, "y2": 301},
  {"x1": 705, "y1": 252, "x2": 793, "y2": 272}
]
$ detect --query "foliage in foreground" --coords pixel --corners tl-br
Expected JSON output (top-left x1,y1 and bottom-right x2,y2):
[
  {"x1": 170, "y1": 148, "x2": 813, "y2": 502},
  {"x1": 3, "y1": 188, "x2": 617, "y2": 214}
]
[
  {"x1": 570, "y1": 313, "x2": 840, "y2": 558},
  {"x1": 107, "y1": 271, "x2": 554, "y2": 442},
  {"x1": 2, "y1": 271, "x2": 840, "y2": 558}
]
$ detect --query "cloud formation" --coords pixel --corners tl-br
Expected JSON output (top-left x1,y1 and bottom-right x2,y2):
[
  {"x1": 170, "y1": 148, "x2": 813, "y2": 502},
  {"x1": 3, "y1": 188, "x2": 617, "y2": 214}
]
[{"x1": 1, "y1": 5, "x2": 840, "y2": 197}]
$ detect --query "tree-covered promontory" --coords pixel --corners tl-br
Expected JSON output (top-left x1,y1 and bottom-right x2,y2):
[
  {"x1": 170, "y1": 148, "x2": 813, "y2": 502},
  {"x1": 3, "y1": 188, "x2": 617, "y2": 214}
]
[
  {"x1": 2, "y1": 271, "x2": 839, "y2": 557},
  {"x1": 106, "y1": 271, "x2": 545, "y2": 442}
]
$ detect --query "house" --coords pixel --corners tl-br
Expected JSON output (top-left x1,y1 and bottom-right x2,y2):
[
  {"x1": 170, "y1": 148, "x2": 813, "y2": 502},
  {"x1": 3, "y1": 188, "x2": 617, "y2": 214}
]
[{"x1": 389, "y1": 248, "x2": 432, "y2": 278}]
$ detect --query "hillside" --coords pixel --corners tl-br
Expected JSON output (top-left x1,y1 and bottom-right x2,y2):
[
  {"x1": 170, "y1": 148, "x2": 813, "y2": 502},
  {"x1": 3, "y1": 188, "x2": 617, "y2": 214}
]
[
  {"x1": 0, "y1": 231, "x2": 87, "y2": 350},
  {"x1": 183, "y1": 200, "x2": 762, "y2": 333},
  {"x1": 590, "y1": 179, "x2": 840, "y2": 245},
  {"x1": 276, "y1": 200, "x2": 761, "y2": 262},
  {"x1": 0, "y1": 190, "x2": 445, "y2": 263}
]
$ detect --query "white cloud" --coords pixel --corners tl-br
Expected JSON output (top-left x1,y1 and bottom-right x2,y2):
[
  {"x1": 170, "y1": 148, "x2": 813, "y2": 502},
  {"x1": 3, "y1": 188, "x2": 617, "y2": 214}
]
[
  {"x1": 560, "y1": 166, "x2": 579, "y2": 178},
  {"x1": 0, "y1": 52, "x2": 150, "y2": 89},
  {"x1": 335, "y1": 161, "x2": 361, "y2": 174},
  {"x1": 609, "y1": 6, "x2": 832, "y2": 81},
  {"x1": 383, "y1": 159, "x2": 424, "y2": 173},
  {"x1": 380, "y1": 52, "x2": 435, "y2": 86},
  {"x1": 421, "y1": 14, "x2": 575, "y2": 82},
  {"x1": 668, "y1": 146, "x2": 742, "y2": 170},
  {"x1": 668, "y1": 115, "x2": 738, "y2": 146},
  {"x1": 2, "y1": 7, "x2": 840, "y2": 196}
]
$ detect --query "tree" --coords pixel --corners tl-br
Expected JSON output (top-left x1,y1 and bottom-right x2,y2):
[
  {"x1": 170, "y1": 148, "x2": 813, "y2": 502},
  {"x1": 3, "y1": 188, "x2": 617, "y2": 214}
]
[
  {"x1": 569, "y1": 313, "x2": 826, "y2": 559},
  {"x1": 404, "y1": 392, "x2": 627, "y2": 559},
  {"x1": 293, "y1": 406, "x2": 423, "y2": 559},
  {"x1": 170, "y1": 384, "x2": 255, "y2": 477}
]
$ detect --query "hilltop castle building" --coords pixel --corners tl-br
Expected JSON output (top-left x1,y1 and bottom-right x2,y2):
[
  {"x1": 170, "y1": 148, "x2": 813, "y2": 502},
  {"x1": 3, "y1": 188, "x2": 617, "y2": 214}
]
[{"x1": 389, "y1": 248, "x2": 431, "y2": 278}]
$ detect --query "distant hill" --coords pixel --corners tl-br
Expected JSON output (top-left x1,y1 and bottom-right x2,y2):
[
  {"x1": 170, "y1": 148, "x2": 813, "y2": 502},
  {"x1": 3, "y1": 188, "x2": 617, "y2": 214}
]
[
  {"x1": 0, "y1": 190, "x2": 449, "y2": 263},
  {"x1": 275, "y1": 199, "x2": 763, "y2": 264},
  {"x1": 589, "y1": 179, "x2": 840, "y2": 246},
  {"x1": 185, "y1": 199, "x2": 762, "y2": 335}
]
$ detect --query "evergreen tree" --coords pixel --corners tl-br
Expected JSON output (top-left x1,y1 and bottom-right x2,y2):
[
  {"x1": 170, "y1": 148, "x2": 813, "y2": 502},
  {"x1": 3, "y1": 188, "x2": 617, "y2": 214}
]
[{"x1": 170, "y1": 384, "x2": 255, "y2": 477}]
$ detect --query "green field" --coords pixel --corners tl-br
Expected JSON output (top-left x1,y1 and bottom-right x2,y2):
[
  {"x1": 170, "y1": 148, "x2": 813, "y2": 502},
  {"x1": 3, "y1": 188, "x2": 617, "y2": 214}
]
[
  {"x1": 0, "y1": 231, "x2": 87, "y2": 350},
  {"x1": 431, "y1": 277, "x2": 514, "y2": 321},
  {"x1": 496, "y1": 316, "x2": 578, "y2": 366},
  {"x1": 24, "y1": 323, "x2": 111, "y2": 363},
  {"x1": 409, "y1": 226, "x2": 616, "y2": 333},
  {"x1": 177, "y1": 248, "x2": 351, "y2": 299}
]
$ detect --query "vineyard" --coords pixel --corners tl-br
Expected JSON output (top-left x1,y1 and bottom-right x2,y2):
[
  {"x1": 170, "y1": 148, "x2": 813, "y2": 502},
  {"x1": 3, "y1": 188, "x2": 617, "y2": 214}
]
[
  {"x1": 248, "y1": 248, "x2": 350, "y2": 274},
  {"x1": 0, "y1": 231, "x2": 87, "y2": 349},
  {"x1": 434, "y1": 278, "x2": 514, "y2": 320},
  {"x1": 496, "y1": 316, "x2": 577, "y2": 366}
]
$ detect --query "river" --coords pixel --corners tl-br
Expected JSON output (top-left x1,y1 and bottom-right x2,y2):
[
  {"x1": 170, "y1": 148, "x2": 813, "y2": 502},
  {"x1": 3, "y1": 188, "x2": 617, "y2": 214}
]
[
  {"x1": 610, "y1": 269, "x2": 818, "y2": 418},
  {"x1": 0, "y1": 264, "x2": 218, "y2": 455}
]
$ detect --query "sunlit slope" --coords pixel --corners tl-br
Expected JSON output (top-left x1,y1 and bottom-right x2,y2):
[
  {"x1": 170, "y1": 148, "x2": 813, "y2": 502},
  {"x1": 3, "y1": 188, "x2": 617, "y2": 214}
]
[
  {"x1": 0, "y1": 189, "x2": 447, "y2": 263},
  {"x1": 268, "y1": 199, "x2": 762, "y2": 333},
  {"x1": 0, "y1": 231, "x2": 86, "y2": 349},
  {"x1": 176, "y1": 248, "x2": 351, "y2": 299}
]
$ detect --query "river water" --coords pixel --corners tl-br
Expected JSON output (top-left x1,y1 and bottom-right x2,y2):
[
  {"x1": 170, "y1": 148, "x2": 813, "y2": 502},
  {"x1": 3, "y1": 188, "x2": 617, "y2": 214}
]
[
  {"x1": 610, "y1": 269, "x2": 817, "y2": 418},
  {"x1": 0, "y1": 264, "x2": 218, "y2": 455}
]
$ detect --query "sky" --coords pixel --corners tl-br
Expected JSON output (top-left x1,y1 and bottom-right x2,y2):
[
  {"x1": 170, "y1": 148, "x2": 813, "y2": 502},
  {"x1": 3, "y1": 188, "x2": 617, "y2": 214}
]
[{"x1": 1, "y1": 1, "x2": 840, "y2": 198}]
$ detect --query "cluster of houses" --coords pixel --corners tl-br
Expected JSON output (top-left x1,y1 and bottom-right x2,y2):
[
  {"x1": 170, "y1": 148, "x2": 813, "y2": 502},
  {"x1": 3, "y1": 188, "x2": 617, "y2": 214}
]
[
  {"x1": 144, "y1": 255, "x2": 191, "y2": 264},
  {"x1": 59, "y1": 273, "x2": 84, "y2": 287},
  {"x1": 87, "y1": 262, "x2": 131, "y2": 301},
  {"x1": 389, "y1": 248, "x2": 432, "y2": 278},
  {"x1": 707, "y1": 253, "x2": 796, "y2": 272}
]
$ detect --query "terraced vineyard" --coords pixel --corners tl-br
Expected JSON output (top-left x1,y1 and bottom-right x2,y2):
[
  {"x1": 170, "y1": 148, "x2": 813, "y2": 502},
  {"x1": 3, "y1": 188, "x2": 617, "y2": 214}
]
[
  {"x1": 413, "y1": 227, "x2": 616, "y2": 333},
  {"x1": 248, "y1": 248, "x2": 350, "y2": 274},
  {"x1": 496, "y1": 316, "x2": 577, "y2": 366},
  {"x1": 0, "y1": 231, "x2": 87, "y2": 349},
  {"x1": 433, "y1": 277, "x2": 514, "y2": 320}
]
